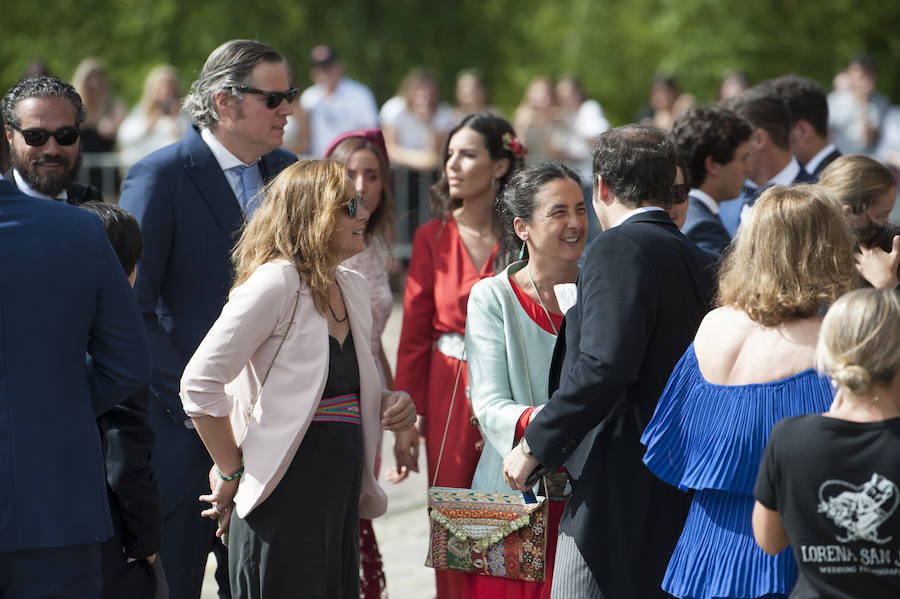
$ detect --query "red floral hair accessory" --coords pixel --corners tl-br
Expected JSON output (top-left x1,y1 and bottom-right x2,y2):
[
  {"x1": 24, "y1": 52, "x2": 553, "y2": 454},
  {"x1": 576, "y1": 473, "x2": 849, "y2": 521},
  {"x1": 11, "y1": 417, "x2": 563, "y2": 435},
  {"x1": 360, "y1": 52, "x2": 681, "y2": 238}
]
[{"x1": 502, "y1": 132, "x2": 528, "y2": 160}]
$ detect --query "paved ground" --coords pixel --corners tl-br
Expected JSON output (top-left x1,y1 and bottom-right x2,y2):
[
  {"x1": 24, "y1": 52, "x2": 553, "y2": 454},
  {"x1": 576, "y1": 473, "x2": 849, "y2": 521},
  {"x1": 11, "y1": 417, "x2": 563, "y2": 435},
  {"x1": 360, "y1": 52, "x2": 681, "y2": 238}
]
[{"x1": 201, "y1": 298, "x2": 437, "y2": 598}]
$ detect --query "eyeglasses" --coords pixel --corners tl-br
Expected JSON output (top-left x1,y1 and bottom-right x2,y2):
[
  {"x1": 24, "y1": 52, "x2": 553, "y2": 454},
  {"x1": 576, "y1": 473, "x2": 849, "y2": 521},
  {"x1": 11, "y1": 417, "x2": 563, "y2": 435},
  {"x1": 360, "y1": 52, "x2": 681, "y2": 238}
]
[
  {"x1": 9, "y1": 124, "x2": 80, "y2": 147},
  {"x1": 672, "y1": 184, "x2": 690, "y2": 204},
  {"x1": 344, "y1": 195, "x2": 365, "y2": 218},
  {"x1": 232, "y1": 86, "x2": 299, "y2": 109}
]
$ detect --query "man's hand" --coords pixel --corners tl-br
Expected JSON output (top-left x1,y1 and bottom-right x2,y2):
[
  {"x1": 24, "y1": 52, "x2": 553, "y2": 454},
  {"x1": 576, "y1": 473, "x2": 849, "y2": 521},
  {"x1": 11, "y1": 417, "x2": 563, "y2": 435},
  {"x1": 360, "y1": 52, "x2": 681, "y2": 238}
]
[
  {"x1": 502, "y1": 441, "x2": 540, "y2": 492},
  {"x1": 387, "y1": 422, "x2": 420, "y2": 483},
  {"x1": 381, "y1": 391, "x2": 416, "y2": 431}
]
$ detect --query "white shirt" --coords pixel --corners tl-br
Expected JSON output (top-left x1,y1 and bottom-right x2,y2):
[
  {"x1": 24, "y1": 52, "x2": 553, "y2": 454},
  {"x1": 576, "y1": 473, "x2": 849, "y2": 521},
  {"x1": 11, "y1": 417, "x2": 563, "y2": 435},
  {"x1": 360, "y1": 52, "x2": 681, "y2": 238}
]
[
  {"x1": 612, "y1": 205, "x2": 666, "y2": 228},
  {"x1": 13, "y1": 169, "x2": 67, "y2": 201},
  {"x1": 300, "y1": 78, "x2": 378, "y2": 157},
  {"x1": 200, "y1": 128, "x2": 261, "y2": 210},
  {"x1": 690, "y1": 188, "x2": 719, "y2": 215},
  {"x1": 803, "y1": 143, "x2": 838, "y2": 177},
  {"x1": 739, "y1": 157, "x2": 803, "y2": 225}
]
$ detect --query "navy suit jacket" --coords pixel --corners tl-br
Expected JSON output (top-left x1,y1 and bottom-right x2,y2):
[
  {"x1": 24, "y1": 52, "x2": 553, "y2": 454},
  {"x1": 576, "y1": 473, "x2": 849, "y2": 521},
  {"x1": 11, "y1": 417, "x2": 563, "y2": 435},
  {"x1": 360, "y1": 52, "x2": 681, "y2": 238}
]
[
  {"x1": 719, "y1": 166, "x2": 817, "y2": 236},
  {"x1": 119, "y1": 126, "x2": 296, "y2": 512},
  {"x1": 0, "y1": 180, "x2": 151, "y2": 552},
  {"x1": 681, "y1": 194, "x2": 732, "y2": 254},
  {"x1": 527, "y1": 210, "x2": 715, "y2": 598}
]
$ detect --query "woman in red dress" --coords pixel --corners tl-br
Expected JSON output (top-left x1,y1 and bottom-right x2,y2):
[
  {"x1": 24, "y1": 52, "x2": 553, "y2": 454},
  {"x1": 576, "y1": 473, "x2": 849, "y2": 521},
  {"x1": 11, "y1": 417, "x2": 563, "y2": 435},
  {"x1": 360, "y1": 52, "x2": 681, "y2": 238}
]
[{"x1": 394, "y1": 113, "x2": 525, "y2": 599}]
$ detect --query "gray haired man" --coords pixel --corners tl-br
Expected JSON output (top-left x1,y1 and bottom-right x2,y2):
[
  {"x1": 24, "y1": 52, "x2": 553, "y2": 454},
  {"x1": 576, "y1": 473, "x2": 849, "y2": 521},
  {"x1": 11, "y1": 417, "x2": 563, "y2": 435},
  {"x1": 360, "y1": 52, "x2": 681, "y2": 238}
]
[{"x1": 119, "y1": 39, "x2": 297, "y2": 598}]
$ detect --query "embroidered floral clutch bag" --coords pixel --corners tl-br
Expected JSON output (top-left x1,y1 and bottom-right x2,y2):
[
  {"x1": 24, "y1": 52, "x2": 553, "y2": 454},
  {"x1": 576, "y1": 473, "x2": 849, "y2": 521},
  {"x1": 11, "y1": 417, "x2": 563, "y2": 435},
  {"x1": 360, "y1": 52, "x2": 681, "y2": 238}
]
[{"x1": 425, "y1": 487, "x2": 548, "y2": 582}]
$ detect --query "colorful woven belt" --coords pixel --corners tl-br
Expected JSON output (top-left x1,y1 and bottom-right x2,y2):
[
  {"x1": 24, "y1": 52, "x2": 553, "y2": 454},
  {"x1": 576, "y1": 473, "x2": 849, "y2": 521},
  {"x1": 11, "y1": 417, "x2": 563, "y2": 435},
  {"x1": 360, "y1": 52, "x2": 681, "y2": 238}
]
[{"x1": 311, "y1": 393, "x2": 361, "y2": 425}]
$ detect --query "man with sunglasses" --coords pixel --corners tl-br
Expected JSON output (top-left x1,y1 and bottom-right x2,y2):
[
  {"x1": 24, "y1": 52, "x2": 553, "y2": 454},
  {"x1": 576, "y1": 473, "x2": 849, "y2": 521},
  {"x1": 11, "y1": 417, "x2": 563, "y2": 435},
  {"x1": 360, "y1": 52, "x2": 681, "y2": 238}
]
[
  {"x1": 119, "y1": 39, "x2": 297, "y2": 599},
  {"x1": 1, "y1": 76, "x2": 102, "y2": 205},
  {"x1": 672, "y1": 105, "x2": 753, "y2": 255}
]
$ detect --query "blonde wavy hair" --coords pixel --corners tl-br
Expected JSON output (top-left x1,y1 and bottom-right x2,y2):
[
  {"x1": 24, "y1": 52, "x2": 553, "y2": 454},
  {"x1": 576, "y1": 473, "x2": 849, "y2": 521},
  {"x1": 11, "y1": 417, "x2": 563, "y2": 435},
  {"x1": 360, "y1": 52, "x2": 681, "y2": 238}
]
[
  {"x1": 716, "y1": 184, "x2": 858, "y2": 326},
  {"x1": 232, "y1": 159, "x2": 348, "y2": 315},
  {"x1": 818, "y1": 154, "x2": 896, "y2": 215},
  {"x1": 817, "y1": 288, "x2": 900, "y2": 395}
]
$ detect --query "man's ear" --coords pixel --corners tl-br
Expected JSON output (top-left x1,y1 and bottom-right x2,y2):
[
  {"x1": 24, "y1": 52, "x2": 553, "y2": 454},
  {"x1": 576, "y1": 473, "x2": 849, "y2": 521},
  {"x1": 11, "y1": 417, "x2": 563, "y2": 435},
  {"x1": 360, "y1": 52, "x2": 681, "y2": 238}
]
[
  {"x1": 513, "y1": 216, "x2": 529, "y2": 242},
  {"x1": 704, "y1": 155, "x2": 720, "y2": 179},
  {"x1": 213, "y1": 90, "x2": 236, "y2": 121},
  {"x1": 753, "y1": 128, "x2": 769, "y2": 149},
  {"x1": 5, "y1": 126, "x2": 12, "y2": 145},
  {"x1": 595, "y1": 175, "x2": 611, "y2": 204}
]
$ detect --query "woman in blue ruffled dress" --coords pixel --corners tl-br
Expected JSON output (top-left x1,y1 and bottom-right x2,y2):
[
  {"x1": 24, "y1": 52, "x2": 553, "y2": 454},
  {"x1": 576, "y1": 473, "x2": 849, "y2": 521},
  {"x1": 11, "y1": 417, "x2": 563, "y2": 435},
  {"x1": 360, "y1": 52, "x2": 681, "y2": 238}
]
[{"x1": 641, "y1": 185, "x2": 860, "y2": 599}]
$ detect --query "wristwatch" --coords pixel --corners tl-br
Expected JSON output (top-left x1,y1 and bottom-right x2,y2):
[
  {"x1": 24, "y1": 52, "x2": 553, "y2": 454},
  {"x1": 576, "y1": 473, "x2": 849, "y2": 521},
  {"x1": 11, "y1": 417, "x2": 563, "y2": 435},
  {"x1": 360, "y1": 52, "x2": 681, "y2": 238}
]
[{"x1": 519, "y1": 436, "x2": 534, "y2": 457}]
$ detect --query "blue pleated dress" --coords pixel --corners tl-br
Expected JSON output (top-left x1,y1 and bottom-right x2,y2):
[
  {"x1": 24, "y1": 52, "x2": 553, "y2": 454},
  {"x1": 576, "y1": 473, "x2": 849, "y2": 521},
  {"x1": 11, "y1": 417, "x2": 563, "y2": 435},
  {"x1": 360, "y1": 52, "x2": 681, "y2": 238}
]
[{"x1": 641, "y1": 343, "x2": 834, "y2": 599}]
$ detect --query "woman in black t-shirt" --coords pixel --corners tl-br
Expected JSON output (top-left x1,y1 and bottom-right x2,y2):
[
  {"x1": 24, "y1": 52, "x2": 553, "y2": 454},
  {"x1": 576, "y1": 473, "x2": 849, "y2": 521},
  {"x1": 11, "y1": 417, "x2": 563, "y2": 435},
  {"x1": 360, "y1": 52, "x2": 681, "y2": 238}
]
[{"x1": 754, "y1": 288, "x2": 900, "y2": 598}]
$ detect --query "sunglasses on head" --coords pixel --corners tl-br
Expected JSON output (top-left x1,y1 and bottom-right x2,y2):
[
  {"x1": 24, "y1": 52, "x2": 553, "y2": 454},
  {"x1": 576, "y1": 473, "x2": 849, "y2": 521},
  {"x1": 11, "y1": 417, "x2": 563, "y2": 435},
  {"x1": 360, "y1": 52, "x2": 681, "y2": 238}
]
[
  {"x1": 9, "y1": 123, "x2": 80, "y2": 147},
  {"x1": 672, "y1": 184, "x2": 690, "y2": 204},
  {"x1": 344, "y1": 194, "x2": 365, "y2": 218},
  {"x1": 232, "y1": 85, "x2": 299, "y2": 109}
]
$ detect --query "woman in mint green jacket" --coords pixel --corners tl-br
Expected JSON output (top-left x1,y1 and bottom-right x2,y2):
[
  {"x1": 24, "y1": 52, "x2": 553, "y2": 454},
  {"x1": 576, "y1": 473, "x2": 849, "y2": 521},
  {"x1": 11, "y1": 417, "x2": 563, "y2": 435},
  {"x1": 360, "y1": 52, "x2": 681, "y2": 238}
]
[{"x1": 464, "y1": 162, "x2": 588, "y2": 598}]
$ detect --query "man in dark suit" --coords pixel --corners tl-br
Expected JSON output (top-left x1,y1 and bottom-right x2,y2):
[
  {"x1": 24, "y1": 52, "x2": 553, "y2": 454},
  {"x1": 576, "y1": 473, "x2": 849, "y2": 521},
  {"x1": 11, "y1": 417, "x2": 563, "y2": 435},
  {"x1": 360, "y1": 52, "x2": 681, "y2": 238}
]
[
  {"x1": 119, "y1": 39, "x2": 297, "y2": 598},
  {"x1": 504, "y1": 126, "x2": 715, "y2": 598},
  {"x1": 718, "y1": 88, "x2": 817, "y2": 236},
  {"x1": 0, "y1": 179, "x2": 151, "y2": 598},
  {"x1": 2, "y1": 76, "x2": 103, "y2": 205},
  {"x1": 764, "y1": 74, "x2": 840, "y2": 179},
  {"x1": 672, "y1": 105, "x2": 752, "y2": 254}
]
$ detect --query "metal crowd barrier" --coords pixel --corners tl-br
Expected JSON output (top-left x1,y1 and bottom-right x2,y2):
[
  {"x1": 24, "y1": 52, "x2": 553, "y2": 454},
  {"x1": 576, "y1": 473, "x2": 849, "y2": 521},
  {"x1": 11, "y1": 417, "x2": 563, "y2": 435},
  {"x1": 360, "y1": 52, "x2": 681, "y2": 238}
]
[{"x1": 78, "y1": 152, "x2": 436, "y2": 260}]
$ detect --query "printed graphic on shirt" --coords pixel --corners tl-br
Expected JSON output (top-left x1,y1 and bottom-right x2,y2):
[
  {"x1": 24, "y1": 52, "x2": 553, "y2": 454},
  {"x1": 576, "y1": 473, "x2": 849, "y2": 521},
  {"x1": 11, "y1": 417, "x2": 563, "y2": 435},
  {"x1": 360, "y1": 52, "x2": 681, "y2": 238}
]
[{"x1": 818, "y1": 473, "x2": 899, "y2": 545}]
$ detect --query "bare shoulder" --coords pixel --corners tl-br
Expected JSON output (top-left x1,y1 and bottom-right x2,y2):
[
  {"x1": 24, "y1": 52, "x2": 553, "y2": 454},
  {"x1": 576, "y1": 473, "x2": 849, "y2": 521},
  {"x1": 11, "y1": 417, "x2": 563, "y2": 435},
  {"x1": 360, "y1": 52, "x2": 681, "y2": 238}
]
[{"x1": 695, "y1": 306, "x2": 822, "y2": 385}]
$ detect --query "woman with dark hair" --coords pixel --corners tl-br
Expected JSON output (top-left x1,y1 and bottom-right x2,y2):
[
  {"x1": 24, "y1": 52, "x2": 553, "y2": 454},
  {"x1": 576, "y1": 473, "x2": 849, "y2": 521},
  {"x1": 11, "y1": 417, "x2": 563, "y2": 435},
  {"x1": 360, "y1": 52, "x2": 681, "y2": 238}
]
[
  {"x1": 465, "y1": 162, "x2": 587, "y2": 598},
  {"x1": 324, "y1": 129, "x2": 395, "y2": 599},
  {"x1": 641, "y1": 185, "x2": 860, "y2": 598},
  {"x1": 394, "y1": 112, "x2": 525, "y2": 599}
]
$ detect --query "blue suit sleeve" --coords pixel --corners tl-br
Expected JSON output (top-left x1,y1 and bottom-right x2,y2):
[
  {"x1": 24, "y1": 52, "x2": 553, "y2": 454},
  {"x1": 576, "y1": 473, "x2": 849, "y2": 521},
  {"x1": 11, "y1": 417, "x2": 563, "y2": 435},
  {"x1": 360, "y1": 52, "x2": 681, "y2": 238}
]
[
  {"x1": 86, "y1": 215, "x2": 152, "y2": 415},
  {"x1": 120, "y1": 159, "x2": 188, "y2": 421},
  {"x1": 526, "y1": 233, "x2": 657, "y2": 470},
  {"x1": 683, "y1": 218, "x2": 731, "y2": 254}
]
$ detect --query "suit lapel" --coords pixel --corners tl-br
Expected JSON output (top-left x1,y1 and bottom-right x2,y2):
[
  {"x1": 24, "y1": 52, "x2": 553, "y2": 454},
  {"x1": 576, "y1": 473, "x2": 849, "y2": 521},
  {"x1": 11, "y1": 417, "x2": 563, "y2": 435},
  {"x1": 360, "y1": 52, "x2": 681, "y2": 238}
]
[{"x1": 182, "y1": 127, "x2": 245, "y2": 236}]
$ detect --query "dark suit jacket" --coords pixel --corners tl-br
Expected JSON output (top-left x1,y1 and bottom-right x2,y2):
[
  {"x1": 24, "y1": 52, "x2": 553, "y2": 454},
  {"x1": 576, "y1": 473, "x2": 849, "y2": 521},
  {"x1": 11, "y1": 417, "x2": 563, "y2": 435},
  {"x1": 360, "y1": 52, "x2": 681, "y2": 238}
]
[
  {"x1": 681, "y1": 194, "x2": 732, "y2": 254},
  {"x1": 528, "y1": 210, "x2": 715, "y2": 599},
  {"x1": 810, "y1": 148, "x2": 841, "y2": 179},
  {"x1": 4, "y1": 170, "x2": 104, "y2": 205},
  {"x1": 119, "y1": 125, "x2": 296, "y2": 513},
  {"x1": 0, "y1": 180, "x2": 151, "y2": 552},
  {"x1": 719, "y1": 166, "x2": 818, "y2": 236}
]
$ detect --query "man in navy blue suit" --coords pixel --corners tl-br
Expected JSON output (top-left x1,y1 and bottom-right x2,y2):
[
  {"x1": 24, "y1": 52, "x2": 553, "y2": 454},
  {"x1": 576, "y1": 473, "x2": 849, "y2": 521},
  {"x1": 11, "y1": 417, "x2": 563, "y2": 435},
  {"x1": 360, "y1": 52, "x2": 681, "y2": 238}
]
[
  {"x1": 672, "y1": 105, "x2": 752, "y2": 254},
  {"x1": 764, "y1": 75, "x2": 841, "y2": 179},
  {"x1": 119, "y1": 39, "x2": 297, "y2": 598},
  {"x1": 0, "y1": 169, "x2": 151, "y2": 594},
  {"x1": 718, "y1": 87, "x2": 817, "y2": 236}
]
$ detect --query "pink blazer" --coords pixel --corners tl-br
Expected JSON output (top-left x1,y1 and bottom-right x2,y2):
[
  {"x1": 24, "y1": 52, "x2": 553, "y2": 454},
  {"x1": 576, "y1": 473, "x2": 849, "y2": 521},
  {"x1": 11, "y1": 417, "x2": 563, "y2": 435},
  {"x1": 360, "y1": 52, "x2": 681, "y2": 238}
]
[{"x1": 180, "y1": 260, "x2": 388, "y2": 519}]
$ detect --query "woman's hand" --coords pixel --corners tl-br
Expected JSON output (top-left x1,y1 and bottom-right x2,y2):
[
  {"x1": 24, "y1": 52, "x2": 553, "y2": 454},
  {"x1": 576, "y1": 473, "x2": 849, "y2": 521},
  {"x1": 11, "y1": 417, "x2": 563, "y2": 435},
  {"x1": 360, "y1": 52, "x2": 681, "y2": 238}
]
[
  {"x1": 387, "y1": 416, "x2": 421, "y2": 483},
  {"x1": 200, "y1": 467, "x2": 240, "y2": 541},
  {"x1": 381, "y1": 391, "x2": 416, "y2": 431},
  {"x1": 856, "y1": 235, "x2": 900, "y2": 289}
]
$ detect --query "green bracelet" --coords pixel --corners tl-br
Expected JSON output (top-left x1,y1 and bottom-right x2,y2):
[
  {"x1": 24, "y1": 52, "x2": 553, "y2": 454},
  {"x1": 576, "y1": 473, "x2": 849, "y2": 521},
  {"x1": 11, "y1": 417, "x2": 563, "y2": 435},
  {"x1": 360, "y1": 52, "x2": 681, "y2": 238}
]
[{"x1": 216, "y1": 464, "x2": 244, "y2": 482}]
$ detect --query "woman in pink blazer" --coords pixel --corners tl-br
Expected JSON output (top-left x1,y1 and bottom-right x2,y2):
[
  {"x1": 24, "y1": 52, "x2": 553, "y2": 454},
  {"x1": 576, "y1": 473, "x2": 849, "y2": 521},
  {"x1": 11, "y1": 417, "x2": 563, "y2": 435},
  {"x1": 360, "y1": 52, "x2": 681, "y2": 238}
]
[{"x1": 180, "y1": 159, "x2": 415, "y2": 599}]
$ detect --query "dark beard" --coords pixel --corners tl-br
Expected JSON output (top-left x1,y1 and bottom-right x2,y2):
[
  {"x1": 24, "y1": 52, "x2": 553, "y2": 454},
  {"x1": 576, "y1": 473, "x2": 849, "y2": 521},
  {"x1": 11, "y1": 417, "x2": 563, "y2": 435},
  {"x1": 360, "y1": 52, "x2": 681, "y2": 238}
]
[{"x1": 10, "y1": 147, "x2": 81, "y2": 198}]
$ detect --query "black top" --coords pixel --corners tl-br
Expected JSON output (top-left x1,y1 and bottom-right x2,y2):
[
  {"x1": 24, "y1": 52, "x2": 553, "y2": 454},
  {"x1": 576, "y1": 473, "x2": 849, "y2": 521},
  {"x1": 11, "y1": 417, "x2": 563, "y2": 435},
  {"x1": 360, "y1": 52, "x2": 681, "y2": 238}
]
[
  {"x1": 755, "y1": 414, "x2": 900, "y2": 598},
  {"x1": 323, "y1": 334, "x2": 360, "y2": 398}
]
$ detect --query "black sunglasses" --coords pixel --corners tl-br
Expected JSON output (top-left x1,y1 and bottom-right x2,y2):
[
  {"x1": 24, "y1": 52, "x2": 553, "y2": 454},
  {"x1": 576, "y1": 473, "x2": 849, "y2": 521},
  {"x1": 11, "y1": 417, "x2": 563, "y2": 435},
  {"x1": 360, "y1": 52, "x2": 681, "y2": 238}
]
[
  {"x1": 9, "y1": 124, "x2": 80, "y2": 147},
  {"x1": 672, "y1": 184, "x2": 690, "y2": 204},
  {"x1": 232, "y1": 86, "x2": 299, "y2": 109},
  {"x1": 344, "y1": 195, "x2": 365, "y2": 218}
]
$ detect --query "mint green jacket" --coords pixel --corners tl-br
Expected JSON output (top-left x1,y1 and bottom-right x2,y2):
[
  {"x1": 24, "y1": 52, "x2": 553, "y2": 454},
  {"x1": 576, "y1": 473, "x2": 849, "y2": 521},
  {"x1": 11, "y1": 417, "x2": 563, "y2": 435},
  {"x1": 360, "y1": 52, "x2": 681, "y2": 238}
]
[{"x1": 465, "y1": 261, "x2": 559, "y2": 493}]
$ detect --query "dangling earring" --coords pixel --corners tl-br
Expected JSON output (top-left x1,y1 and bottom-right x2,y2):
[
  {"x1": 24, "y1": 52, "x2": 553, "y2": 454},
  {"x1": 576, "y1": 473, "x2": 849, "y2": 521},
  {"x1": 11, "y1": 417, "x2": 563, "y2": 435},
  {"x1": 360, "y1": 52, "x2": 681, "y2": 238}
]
[{"x1": 518, "y1": 242, "x2": 526, "y2": 260}]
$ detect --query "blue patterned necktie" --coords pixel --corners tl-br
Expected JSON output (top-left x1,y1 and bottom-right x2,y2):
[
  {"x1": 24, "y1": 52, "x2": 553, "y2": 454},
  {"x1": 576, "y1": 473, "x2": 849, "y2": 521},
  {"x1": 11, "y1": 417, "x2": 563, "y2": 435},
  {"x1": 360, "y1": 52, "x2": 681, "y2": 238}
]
[{"x1": 231, "y1": 164, "x2": 261, "y2": 218}]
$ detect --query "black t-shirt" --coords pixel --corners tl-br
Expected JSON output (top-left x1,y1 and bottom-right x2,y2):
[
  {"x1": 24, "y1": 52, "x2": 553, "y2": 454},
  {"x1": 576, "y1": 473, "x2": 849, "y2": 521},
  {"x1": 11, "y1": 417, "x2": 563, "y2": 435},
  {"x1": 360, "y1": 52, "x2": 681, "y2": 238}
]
[{"x1": 755, "y1": 414, "x2": 900, "y2": 598}]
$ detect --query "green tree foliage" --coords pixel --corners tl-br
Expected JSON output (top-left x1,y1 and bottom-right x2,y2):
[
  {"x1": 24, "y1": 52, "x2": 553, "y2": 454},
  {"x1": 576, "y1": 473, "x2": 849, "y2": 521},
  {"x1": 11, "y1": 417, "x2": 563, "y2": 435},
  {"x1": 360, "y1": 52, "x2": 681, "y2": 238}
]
[{"x1": 1, "y1": 0, "x2": 897, "y2": 126}]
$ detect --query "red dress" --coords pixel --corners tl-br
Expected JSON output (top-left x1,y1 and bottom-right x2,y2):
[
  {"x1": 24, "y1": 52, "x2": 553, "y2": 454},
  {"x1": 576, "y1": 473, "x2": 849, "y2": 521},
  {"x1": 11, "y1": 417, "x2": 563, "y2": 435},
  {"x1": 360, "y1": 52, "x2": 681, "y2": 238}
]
[{"x1": 395, "y1": 216, "x2": 495, "y2": 599}]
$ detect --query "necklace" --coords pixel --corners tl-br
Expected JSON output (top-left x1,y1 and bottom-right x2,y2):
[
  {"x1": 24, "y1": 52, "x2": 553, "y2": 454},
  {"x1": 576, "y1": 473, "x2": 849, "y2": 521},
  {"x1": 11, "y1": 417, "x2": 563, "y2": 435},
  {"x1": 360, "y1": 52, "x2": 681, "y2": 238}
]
[
  {"x1": 329, "y1": 285, "x2": 348, "y2": 322},
  {"x1": 329, "y1": 302, "x2": 348, "y2": 323},
  {"x1": 526, "y1": 262, "x2": 558, "y2": 335}
]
